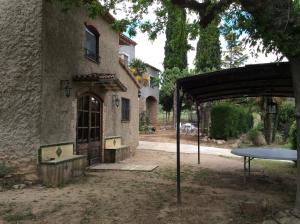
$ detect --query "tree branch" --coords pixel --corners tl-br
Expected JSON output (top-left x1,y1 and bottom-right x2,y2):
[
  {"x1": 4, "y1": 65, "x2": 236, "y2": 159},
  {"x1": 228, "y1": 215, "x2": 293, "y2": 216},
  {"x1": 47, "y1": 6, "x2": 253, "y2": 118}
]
[{"x1": 171, "y1": 0, "x2": 234, "y2": 27}]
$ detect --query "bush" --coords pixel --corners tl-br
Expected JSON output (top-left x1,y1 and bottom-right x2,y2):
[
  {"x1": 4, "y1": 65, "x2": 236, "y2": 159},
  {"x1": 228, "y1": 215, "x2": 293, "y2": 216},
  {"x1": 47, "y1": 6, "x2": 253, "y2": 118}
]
[
  {"x1": 248, "y1": 128, "x2": 267, "y2": 146},
  {"x1": 289, "y1": 121, "x2": 297, "y2": 150},
  {"x1": 0, "y1": 164, "x2": 13, "y2": 178},
  {"x1": 139, "y1": 112, "x2": 155, "y2": 133},
  {"x1": 278, "y1": 102, "x2": 295, "y2": 140},
  {"x1": 210, "y1": 102, "x2": 253, "y2": 140}
]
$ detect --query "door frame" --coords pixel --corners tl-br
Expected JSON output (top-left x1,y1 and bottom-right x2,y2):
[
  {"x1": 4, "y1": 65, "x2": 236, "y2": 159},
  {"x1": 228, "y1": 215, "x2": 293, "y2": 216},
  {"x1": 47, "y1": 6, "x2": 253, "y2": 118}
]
[{"x1": 76, "y1": 92, "x2": 104, "y2": 165}]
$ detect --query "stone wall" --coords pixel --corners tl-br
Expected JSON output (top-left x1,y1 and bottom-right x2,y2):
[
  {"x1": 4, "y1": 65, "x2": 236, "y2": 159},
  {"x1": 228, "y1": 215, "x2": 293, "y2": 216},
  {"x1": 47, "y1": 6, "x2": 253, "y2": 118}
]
[{"x1": 0, "y1": 0, "x2": 43, "y2": 181}]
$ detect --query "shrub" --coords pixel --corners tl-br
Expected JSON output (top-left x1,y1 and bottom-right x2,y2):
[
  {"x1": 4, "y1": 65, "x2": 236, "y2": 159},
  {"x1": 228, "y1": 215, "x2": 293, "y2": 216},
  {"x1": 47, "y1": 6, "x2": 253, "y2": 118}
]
[
  {"x1": 289, "y1": 121, "x2": 297, "y2": 150},
  {"x1": 278, "y1": 102, "x2": 295, "y2": 140},
  {"x1": 139, "y1": 112, "x2": 155, "y2": 133},
  {"x1": 248, "y1": 128, "x2": 267, "y2": 146},
  {"x1": 210, "y1": 102, "x2": 253, "y2": 140},
  {"x1": 0, "y1": 164, "x2": 13, "y2": 178}
]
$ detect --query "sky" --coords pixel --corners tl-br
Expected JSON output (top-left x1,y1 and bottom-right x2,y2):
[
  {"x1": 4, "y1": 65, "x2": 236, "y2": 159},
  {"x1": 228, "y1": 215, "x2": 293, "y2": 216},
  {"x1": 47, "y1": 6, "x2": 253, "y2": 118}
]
[
  {"x1": 130, "y1": 31, "x2": 281, "y2": 71},
  {"x1": 113, "y1": 5, "x2": 282, "y2": 72}
]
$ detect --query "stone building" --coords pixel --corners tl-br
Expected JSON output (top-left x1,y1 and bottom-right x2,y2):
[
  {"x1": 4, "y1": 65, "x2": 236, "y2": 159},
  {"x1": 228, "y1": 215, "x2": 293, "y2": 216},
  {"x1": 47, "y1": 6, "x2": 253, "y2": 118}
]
[
  {"x1": 0, "y1": 0, "x2": 140, "y2": 181},
  {"x1": 119, "y1": 36, "x2": 160, "y2": 126}
]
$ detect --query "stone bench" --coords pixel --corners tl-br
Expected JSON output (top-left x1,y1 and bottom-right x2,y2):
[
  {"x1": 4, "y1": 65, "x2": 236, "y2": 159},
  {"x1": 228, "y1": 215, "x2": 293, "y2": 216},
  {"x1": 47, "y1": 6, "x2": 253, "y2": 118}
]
[
  {"x1": 38, "y1": 143, "x2": 87, "y2": 187},
  {"x1": 104, "y1": 136, "x2": 130, "y2": 163}
]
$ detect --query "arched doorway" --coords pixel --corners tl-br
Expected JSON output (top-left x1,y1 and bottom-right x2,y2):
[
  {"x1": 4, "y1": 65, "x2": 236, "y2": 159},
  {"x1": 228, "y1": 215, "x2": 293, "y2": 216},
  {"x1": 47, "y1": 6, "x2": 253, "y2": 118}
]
[
  {"x1": 146, "y1": 96, "x2": 158, "y2": 125},
  {"x1": 77, "y1": 94, "x2": 102, "y2": 166}
]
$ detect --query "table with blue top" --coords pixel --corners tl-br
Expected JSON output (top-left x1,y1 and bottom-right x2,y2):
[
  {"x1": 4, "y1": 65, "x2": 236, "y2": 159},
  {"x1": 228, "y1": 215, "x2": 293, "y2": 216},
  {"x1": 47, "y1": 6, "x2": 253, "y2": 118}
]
[{"x1": 231, "y1": 148, "x2": 297, "y2": 181}]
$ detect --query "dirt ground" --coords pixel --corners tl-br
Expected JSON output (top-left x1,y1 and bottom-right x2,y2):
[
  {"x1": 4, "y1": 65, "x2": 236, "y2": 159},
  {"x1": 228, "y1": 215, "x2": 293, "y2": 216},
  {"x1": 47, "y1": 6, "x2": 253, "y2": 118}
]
[
  {"x1": 0, "y1": 146, "x2": 297, "y2": 224},
  {"x1": 140, "y1": 129, "x2": 240, "y2": 149}
]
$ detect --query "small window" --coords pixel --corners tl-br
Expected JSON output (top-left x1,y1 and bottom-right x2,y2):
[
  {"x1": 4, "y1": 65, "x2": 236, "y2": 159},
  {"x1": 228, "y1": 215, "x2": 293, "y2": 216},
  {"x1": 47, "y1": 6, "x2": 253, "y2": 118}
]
[
  {"x1": 121, "y1": 98, "x2": 130, "y2": 122},
  {"x1": 123, "y1": 54, "x2": 129, "y2": 66},
  {"x1": 85, "y1": 25, "x2": 99, "y2": 63}
]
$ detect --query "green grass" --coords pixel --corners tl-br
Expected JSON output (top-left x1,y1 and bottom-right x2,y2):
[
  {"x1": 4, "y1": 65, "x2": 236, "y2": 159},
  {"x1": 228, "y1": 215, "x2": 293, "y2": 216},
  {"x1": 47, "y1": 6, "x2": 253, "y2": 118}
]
[
  {"x1": 4, "y1": 210, "x2": 36, "y2": 222},
  {"x1": 191, "y1": 168, "x2": 217, "y2": 184},
  {"x1": 253, "y1": 159, "x2": 296, "y2": 175}
]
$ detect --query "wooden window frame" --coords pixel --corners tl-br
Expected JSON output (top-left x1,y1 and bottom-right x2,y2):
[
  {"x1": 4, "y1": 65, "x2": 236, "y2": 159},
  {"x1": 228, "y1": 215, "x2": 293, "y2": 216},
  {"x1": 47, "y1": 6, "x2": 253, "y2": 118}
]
[
  {"x1": 84, "y1": 25, "x2": 100, "y2": 63},
  {"x1": 121, "y1": 97, "x2": 130, "y2": 122}
]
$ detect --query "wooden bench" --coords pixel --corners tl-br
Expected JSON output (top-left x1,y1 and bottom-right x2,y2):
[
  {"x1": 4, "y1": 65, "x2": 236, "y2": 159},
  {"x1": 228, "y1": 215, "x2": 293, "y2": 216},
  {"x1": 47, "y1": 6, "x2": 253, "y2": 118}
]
[
  {"x1": 104, "y1": 136, "x2": 130, "y2": 163},
  {"x1": 38, "y1": 143, "x2": 87, "y2": 187}
]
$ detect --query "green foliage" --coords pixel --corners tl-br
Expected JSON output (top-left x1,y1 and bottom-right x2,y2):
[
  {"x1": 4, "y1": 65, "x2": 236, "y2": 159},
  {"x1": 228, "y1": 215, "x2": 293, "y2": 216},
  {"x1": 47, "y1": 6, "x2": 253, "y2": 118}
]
[
  {"x1": 195, "y1": 18, "x2": 221, "y2": 72},
  {"x1": 164, "y1": 4, "x2": 189, "y2": 70},
  {"x1": 278, "y1": 101, "x2": 295, "y2": 139},
  {"x1": 129, "y1": 58, "x2": 147, "y2": 76},
  {"x1": 289, "y1": 121, "x2": 297, "y2": 150},
  {"x1": 139, "y1": 112, "x2": 150, "y2": 132},
  {"x1": 221, "y1": 2, "x2": 300, "y2": 58},
  {"x1": 222, "y1": 31, "x2": 249, "y2": 68},
  {"x1": 278, "y1": 101, "x2": 295, "y2": 125},
  {"x1": 210, "y1": 102, "x2": 253, "y2": 140},
  {"x1": 158, "y1": 68, "x2": 193, "y2": 112},
  {"x1": 0, "y1": 164, "x2": 13, "y2": 178},
  {"x1": 248, "y1": 127, "x2": 266, "y2": 146}
]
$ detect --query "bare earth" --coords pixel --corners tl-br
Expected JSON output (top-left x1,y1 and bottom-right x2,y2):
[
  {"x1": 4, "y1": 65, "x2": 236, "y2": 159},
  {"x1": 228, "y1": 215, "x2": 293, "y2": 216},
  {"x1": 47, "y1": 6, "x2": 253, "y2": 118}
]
[
  {"x1": 140, "y1": 129, "x2": 240, "y2": 149},
  {"x1": 0, "y1": 132, "x2": 297, "y2": 224}
]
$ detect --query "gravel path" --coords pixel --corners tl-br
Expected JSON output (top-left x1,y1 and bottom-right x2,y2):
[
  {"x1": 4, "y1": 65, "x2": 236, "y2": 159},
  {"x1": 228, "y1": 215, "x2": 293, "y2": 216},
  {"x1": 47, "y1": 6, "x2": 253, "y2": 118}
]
[{"x1": 138, "y1": 141, "x2": 239, "y2": 158}]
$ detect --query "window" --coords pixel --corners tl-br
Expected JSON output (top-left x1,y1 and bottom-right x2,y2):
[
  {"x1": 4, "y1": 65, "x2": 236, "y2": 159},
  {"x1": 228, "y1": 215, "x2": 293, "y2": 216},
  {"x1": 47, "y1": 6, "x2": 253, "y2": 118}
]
[
  {"x1": 121, "y1": 98, "x2": 130, "y2": 122},
  {"x1": 123, "y1": 54, "x2": 129, "y2": 66},
  {"x1": 85, "y1": 25, "x2": 99, "y2": 62}
]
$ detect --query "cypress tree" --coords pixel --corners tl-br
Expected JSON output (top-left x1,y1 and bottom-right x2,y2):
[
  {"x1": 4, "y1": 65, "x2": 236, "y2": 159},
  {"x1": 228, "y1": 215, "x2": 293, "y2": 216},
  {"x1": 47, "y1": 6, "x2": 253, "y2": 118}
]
[
  {"x1": 195, "y1": 18, "x2": 221, "y2": 72},
  {"x1": 163, "y1": 5, "x2": 188, "y2": 70}
]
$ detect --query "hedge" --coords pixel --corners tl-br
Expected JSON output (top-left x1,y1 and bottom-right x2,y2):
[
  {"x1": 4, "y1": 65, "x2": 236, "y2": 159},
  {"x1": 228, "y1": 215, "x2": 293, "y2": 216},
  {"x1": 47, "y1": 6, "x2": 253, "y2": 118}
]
[
  {"x1": 210, "y1": 102, "x2": 253, "y2": 140},
  {"x1": 289, "y1": 121, "x2": 297, "y2": 150}
]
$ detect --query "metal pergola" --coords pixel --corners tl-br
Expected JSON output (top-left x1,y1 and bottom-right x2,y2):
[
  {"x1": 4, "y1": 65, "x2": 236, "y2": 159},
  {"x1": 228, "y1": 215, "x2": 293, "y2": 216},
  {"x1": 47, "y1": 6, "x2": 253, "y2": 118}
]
[{"x1": 175, "y1": 62, "x2": 294, "y2": 204}]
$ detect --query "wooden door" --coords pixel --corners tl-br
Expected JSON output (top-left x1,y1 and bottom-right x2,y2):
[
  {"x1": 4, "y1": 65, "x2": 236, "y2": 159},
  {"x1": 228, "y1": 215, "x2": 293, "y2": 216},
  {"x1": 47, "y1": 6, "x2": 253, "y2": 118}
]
[{"x1": 77, "y1": 95, "x2": 102, "y2": 165}]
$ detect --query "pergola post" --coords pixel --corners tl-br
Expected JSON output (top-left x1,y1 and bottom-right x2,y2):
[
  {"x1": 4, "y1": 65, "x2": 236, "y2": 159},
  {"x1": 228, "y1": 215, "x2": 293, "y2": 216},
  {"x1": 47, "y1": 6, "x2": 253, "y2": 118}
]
[
  {"x1": 176, "y1": 82, "x2": 182, "y2": 205},
  {"x1": 196, "y1": 103, "x2": 200, "y2": 164}
]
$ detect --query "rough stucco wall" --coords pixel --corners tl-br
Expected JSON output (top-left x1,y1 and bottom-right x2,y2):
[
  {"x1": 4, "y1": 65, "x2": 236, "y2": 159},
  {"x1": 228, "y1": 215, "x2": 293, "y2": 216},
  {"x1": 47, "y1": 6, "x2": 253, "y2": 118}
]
[
  {"x1": 115, "y1": 66, "x2": 139, "y2": 152},
  {"x1": 42, "y1": 1, "x2": 139, "y2": 158},
  {"x1": 0, "y1": 0, "x2": 43, "y2": 180},
  {"x1": 41, "y1": 1, "x2": 119, "y2": 146}
]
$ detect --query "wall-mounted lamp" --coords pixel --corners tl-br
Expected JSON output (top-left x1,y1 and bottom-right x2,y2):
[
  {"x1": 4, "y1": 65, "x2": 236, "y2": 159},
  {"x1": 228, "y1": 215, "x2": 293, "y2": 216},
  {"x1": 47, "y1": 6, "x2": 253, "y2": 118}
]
[
  {"x1": 267, "y1": 98, "x2": 277, "y2": 114},
  {"x1": 61, "y1": 80, "x2": 72, "y2": 98},
  {"x1": 138, "y1": 90, "x2": 142, "y2": 98},
  {"x1": 112, "y1": 94, "x2": 120, "y2": 107}
]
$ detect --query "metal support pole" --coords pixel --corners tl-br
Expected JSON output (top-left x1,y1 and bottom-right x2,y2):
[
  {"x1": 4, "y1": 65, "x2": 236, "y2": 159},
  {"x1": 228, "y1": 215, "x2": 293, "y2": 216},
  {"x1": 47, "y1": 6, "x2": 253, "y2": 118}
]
[
  {"x1": 176, "y1": 83, "x2": 182, "y2": 205},
  {"x1": 196, "y1": 103, "x2": 200, "y2": 164},
  {"x1": 248, "y1": 157, "x2": 251, "y2": 176},
  {"x1": 243, "y1": 156, "x2": 246, "y2": 183}
]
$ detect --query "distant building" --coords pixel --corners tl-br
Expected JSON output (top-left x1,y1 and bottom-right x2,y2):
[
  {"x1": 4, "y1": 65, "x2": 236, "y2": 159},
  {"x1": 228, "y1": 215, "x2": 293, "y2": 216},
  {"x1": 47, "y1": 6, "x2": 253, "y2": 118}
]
[{"x1": 119, "y1": 35, "x2": 160, "y2": 126}]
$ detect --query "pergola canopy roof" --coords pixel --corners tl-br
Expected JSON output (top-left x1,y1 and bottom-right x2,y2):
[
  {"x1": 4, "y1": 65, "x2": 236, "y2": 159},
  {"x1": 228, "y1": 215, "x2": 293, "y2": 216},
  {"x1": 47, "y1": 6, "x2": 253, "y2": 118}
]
[{"x1": 178, "y1": 62, "x2": 294, "y2": 103}]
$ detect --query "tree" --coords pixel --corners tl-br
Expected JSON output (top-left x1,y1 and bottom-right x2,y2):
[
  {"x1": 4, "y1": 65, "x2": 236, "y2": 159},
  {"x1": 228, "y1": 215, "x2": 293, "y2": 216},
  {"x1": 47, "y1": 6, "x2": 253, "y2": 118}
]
[
  {"x1": 195, "y1": 18, "x2": 221, "y2": 72},
  {"x1": 194, "y1": 18, "x2": 221, "y2": 134},
  {"x1": 171, "y1": 0, "x2": 300, "y2": 209},
  {"x1": 164, "y1": 3, "x2": 189, "y2": 70},
  {"x1": 129, "y1": 59, "x2": 151, "y2": 87},
  {"x1": 222, "y1": 31, "x2": 248, "y2": 68},
  {"x1": 157, "y1": 68, "x2": 193, "y2": 122}
]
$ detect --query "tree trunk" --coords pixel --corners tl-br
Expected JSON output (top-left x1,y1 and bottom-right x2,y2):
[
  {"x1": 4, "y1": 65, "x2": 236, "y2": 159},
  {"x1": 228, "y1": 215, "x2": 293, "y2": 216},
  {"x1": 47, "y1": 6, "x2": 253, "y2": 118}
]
[
  {"x1": 290, "y1": 57, "x2": 300, "y2": 210},
  {"x1": 272, "y1": 111, "x2": 279, "y2": 143},
  {"x1": 264, "y1": 97, "x2": 274, "y2": 145}
]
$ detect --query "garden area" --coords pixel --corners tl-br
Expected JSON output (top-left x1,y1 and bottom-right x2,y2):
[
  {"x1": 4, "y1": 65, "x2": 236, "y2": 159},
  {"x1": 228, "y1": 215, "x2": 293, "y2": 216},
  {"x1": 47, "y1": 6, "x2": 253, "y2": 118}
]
[{"x1": 148, "y1": 98, "x2": 297, "y2": 153}]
